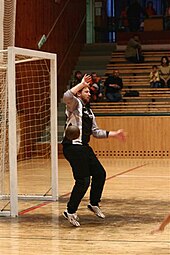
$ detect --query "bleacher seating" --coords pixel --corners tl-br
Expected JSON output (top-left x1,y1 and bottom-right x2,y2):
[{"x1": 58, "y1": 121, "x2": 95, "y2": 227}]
[{"x1": 91, "y1": 47, "x2": 170, "y2": 115}]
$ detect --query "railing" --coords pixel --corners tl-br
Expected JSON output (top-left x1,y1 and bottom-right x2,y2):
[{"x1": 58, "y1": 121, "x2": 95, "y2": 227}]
[{"x1": 95, "y1": 15, "x2": 170, "y2": 43}]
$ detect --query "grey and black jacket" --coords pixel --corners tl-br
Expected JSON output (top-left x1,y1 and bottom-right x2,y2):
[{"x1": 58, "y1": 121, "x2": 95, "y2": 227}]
[{"x1": 62, "y1": 90, "x2": 109, "y2": 145}]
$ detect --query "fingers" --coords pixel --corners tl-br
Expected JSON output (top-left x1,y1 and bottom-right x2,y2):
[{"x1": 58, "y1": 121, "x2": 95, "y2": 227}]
[
  {"x1": 117, "y1": 129, "x2": 127, "y2": 141},
  {"x1": 82, "y1": 74, "x2": 91, "y2": 86}
]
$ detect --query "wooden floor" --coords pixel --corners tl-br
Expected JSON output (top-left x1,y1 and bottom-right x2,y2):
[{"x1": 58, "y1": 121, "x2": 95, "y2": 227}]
[{"x1": 0, "y1": 158, "x2": 170, "y2": 254}]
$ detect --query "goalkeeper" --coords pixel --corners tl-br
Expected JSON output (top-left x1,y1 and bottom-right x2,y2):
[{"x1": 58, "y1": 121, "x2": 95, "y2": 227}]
[{"x1": 62, "y1": 74, "x2": 126, "y2": 227}]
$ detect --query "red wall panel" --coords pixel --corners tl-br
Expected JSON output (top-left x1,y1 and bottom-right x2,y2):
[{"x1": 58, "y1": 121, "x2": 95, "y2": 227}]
[{"x1": 15, "y1": 0, "x2": 86, "y2": 100}]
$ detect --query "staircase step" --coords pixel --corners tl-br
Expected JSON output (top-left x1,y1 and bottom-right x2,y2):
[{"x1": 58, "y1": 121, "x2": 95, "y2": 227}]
[{"x1": 81, "y1": 43, "x2": 116, "y2": 56}]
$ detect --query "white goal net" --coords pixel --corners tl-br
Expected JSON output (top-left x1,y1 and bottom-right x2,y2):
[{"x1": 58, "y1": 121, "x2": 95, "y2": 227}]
[
  {"x1": 0, "y1": 0, "x2": 16, "y2": 50},
  {"x1": 0, "y1": 47, "x2": 58, "y2": 217}
]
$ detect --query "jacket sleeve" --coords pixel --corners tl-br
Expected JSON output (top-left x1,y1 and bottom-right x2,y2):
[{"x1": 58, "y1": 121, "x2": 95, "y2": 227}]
[
  {"x1": 63, "y1": 90, "x2": 78, "y2": 112},
  {"x1": 91, "y1": 114, "x2": 108, "y2": 138},
  {"x1": 104, "y1": 77, "x2": 110, "y2": 87},
  {"x1": 119, "y1": 78, "x2": 123, "y2": 89}
]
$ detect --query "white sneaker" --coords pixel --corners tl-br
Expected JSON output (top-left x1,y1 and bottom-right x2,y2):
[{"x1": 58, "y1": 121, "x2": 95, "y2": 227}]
[
  {"x1": 63, "y1": 210, "x2": 80, "y2": 227},
  {"x1": 87, "y1": 204, "x2": 105, "y2": 219}
]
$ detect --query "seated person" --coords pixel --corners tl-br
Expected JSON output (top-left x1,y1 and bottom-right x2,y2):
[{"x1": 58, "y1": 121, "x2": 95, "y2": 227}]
[
  {"x1": 149, "y1": 65, "x2": 162, "y2": 88},
  {"x1": 159, "y1": 56, "x2": 170, "y2": 87},
  {"x1": 70, "y1": 70, "x2": 83, "y2": 88},
  {"x1": 165, "y1": 5, "x2": 170, "y2": 30},
  {"x1": 104, "y1": 70, "x2": 123, "y2": 102},
  {"x1": 89, "y1": 72, "x2": 104, "y2": 102},
  {"x1": 125, "y1": 35, "x2": 144, "y2": 63},
  {"x1": 119, "y1": 6, "x2": 128, "y2": 31},
  {"x1": 126, "y1": 0, "x2": 146, "y2": 32},
  {"x1": 145, "y1": 1, "x2": 157, "y2": 17}
]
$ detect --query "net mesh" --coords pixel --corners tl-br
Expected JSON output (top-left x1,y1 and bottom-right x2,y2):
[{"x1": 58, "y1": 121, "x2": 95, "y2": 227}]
[
  {"x1": 0, "y1": 0, "x2": 16, "y2": 194},
  {"x1": 16, "y1": 57, "x2": 51, "y2": 161},
  {"x1": 16, "y1": 56, "x2": 53, "y2": 200},
  {"x1": 0, "y1": 51, "x2": 8, "y2": 195},
  {"x1": 3, "y1": 0, "x2": 16, "y2": 50}
]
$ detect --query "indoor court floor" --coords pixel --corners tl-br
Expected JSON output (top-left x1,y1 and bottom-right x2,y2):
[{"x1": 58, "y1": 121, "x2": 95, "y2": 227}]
[{"x1": 0, "y1": 158, "x2": 170, "y2": 255}]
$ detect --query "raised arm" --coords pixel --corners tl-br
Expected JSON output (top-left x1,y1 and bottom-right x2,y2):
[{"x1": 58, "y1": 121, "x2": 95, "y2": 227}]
[
  {"x1": 70, "y1": 74, "x2": 91, "y2": 95},
  {"x1": 63, "y1": 74, "x2": 91, "y2": 112}
]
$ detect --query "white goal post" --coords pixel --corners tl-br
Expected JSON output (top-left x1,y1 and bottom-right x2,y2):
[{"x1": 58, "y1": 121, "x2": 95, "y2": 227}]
[{"x1": 0, "y1": 46, "x2": 58, "y2": 217}]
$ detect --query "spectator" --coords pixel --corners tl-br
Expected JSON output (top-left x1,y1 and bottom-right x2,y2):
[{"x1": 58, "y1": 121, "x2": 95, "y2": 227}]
[
  {"x1": 70, "y1": 70, "x2": 83, "y2": 88},
  {"x1": 104, "y1": 70, "x2": 123, "y2": 102},
  {"x1": 165, "y1": 4, "x2": 170, "y2": 30},
  {"x1": 119, "y1": 5, "x2": 129, "y2": 31},
  {"x1": 145, "y1": 1, "x2": 157, "y2": 17},
  {"x1": 126, "y1": 0, "x2": 146, "y2": 32},
  {"x1": 89, "y1": 72, "x2": 104, "y2": 102},
  {"x1": 149, "y1": 65, "x2": 162, "y2": 88},
  {"x1": 125, "y1": 35, "x2": 144, "y2": 63},
  {"x1": 159, "y1": 56, "x2": 170, "y2": 87}
]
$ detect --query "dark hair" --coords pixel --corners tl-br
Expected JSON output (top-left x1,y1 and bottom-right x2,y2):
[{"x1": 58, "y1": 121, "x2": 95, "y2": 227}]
[
  {"x1": 161, "y1": 56, "x2": 169, "y2": 65},
  {"x1": 91, "y1": 72, "x2": 97, "y2": 76},
  {"x1": 147, "y1": 1, "x2": 153, "y2": 7},
  {"x1": 152, "y1": 65, "x2": 157, "y2": 69},
  {"x1": 74, "y1": 70, "x2": 82, "y2": 77},
  {"x1": 76, "y1": 86, "x2": 90, "y2": 96},
  {"x1": 113, "y1": 69, "x2": 119, "y2": 73}
]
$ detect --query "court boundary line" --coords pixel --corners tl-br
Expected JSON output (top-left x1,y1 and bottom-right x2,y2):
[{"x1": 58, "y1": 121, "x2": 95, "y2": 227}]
[
  {"x1": 19, "y1": 163, "x2": 149, "y2": 215},
  {"x1": 18, "y1": 201, "x2": 52, "y2": 215},
  {"x1": 106, "y1": 163, "x2": 149, "y2": 181},
  {"x1": 0, "y1": 235, "x2": 169, "y2": 244}
]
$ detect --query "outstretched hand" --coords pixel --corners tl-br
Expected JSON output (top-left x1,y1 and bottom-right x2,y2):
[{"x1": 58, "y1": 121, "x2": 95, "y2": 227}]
[
  {"x1": 70, "y1": 74, "x2": 91, "y2": 95},
  {"x1": 109, "y1": 129, "x2": 126, "y2": 142}
]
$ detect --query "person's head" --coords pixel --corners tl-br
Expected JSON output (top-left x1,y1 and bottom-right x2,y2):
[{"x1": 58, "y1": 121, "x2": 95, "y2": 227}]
[
  {"x1": 76, "y1": 86, "x2": 91, "y2": 104},
  {"x1": 113, "y1": 69, "x2": 120, "y2": 77},
  {"x1": 91, "y1": 72, "x2": 97, "y2": 82},
  {"x1": 91, "y1": 72, "x2": 97, "y2": 79},
  {"x1": 161, "y1": 56, "x2": 169, "y2": 66},
  {"x1": 74, "y1": 70, "x2": 82, "y2": 80},
  {"x1": 133, "y1": 34, "x2": 140, "y2": 42},
  {"x1": 152, "y1": 65, "x2": 158, "y2": 72},
  {"x1": 147, "y1": 1, "x2": 153, "y2": 8}
]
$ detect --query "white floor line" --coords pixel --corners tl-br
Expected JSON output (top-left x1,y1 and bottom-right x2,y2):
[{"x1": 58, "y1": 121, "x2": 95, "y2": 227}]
[{"x1": 118, "y1": 175, "x2": 170, "y2": 178}]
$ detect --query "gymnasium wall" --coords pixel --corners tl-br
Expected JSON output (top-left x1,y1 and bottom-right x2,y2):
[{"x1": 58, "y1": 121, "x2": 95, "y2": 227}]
[
  {"x1": 90, "y1": 116, "x2": 170, "y2": 158},
  {"x1": 15, "y1": 0, "x2": 86, "y2": 100}
]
